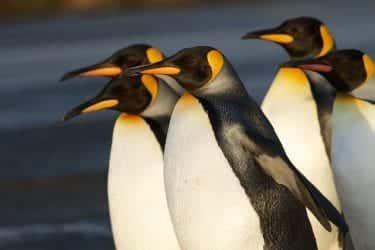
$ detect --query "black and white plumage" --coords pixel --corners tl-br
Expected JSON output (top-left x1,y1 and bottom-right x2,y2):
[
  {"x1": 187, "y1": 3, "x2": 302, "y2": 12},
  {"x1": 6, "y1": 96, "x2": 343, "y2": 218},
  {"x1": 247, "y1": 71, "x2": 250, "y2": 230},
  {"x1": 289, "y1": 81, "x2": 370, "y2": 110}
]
[{"x1": 125, "y1": 46, "x2": 348, "y2": 250}]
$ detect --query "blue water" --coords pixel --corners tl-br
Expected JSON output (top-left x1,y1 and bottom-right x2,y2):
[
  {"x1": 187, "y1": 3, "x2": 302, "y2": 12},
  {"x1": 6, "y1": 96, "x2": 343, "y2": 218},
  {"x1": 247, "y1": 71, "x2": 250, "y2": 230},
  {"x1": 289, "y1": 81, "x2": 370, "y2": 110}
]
[{"x1": 1, "y1": 1, "x2": 374, "y2": 249}]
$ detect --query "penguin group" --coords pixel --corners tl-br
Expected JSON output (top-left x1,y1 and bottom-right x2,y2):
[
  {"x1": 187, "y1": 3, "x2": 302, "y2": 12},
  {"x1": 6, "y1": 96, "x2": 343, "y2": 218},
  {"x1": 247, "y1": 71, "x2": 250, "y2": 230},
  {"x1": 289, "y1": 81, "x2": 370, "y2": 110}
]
[{"x1": 61, "y1": 16, "x2": 375, "y2": 250}]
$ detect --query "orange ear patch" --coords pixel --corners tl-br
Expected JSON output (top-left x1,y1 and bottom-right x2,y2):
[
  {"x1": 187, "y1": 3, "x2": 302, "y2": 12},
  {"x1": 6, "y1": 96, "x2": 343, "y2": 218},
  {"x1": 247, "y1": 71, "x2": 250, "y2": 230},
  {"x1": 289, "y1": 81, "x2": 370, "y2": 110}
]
[
  {"x1": 317, "y1": 25, "x2": 335, "y2": 57},
  {"x1": 207, "y1": 50, "x2": 224, "y2": 83},
  {"x1": 363, "y1": 54, "x2": 375, "y2": 83},
  {"x1": 146, "y1": 48, "x2": 164, "y2": 63},
  {"x1": 141, "y1": 75, "x2": 158, "y2": 104}
]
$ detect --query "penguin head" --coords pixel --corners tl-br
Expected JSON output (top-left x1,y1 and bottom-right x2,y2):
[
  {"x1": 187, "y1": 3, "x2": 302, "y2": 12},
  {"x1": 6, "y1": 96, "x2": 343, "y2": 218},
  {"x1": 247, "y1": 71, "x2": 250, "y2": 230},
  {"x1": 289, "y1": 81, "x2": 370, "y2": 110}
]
[
  {"x1": 285, "y1": 49, "x2": 375, "y2": 101},
  {"x1": 64, "y1": 74, "x2": 161, "y2": 120},
  {"x1": 60, "y1": 44, "x2": 164, "y2": 81},
  {"x1": 242, "y1": 17, "x2": 336, "y2": 59},
  {"x1": 123, "y1": 46, "x2": 225, "y2": 92}
]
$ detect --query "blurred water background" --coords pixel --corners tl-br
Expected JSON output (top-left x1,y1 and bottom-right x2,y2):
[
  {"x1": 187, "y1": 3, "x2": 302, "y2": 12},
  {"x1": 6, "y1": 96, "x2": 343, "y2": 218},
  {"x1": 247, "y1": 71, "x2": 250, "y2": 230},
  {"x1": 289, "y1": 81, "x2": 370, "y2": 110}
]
[{"x1": 0, "y1": 0, "x2": 374, "y2": 249}]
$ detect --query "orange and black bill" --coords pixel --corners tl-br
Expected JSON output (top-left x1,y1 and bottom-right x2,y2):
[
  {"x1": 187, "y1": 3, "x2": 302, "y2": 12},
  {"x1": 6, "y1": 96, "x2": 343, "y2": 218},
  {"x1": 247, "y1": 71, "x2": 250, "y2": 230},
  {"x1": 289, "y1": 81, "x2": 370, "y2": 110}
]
[
  {"x1": 242, "y1": 27, "x2": 294, "y2": 44},
  {"x1": 60, "y1": 62, "x2": 122, "y2": 82},
  {"x1": 64, "y1": 96, "x2": 118, "y2": 121}
]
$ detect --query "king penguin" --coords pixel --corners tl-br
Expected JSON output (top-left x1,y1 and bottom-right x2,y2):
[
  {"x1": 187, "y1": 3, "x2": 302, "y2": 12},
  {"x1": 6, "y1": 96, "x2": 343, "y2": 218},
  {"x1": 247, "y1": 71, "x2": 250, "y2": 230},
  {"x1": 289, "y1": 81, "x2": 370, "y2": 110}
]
[
  {"x1": 242, "y1": 17, "x2": 344, "y2": 250},
  {"x1": 124, "y1": 46, "x2": 348, "y2": 250},
  {"x1": 287, "y1": 50, "x2": 375, "y2": 250},
  {"x1": 62, "y1": 56, "x2": 181, "y2": 249}
]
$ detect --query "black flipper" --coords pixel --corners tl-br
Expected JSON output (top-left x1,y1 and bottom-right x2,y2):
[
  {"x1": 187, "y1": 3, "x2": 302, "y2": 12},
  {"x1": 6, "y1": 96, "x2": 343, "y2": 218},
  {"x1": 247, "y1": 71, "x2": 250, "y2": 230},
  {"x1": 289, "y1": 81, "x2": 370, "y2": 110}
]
[{"x1": 241, "y1": 126, "x2": 348, "y2": 233}]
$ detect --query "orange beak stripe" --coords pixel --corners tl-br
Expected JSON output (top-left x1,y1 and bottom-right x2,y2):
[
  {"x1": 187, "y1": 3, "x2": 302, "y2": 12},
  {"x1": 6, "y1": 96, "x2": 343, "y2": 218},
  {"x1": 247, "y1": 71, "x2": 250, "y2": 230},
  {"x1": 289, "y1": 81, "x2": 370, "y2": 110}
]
[
  {"x1": 82, "y1": 99, "x2": 119, "y2": 113},
  {"x1": 259, "y1": 34, "x2": 294, "y2": 44},
  {"x1": 141, "y1": 67, "x2": 181, "y2": 75},
  {"x1": 80, "y1": 67, "x2": 122, "y2": 77}
]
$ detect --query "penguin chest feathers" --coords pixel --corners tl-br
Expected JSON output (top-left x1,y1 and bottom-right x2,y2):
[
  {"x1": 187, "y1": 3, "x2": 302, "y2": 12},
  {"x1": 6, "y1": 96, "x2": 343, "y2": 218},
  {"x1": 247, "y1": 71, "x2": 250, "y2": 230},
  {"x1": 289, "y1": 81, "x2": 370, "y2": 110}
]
[
  {"x1": 164, "y1": 94, "x2": 264, "y2": 250},
  {"x1": 109, "y1": 114, "x2": 180, "y2": 250},
  {"x1": 262, "y1": 68, "x2": 331, "y2": 174}
]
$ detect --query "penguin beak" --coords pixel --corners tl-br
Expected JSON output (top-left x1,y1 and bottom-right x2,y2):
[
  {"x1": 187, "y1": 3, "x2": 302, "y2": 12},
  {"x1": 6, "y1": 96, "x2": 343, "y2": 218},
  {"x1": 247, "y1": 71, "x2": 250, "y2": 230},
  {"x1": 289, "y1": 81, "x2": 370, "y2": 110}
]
[
  {"x1": 242, "y1": 27, "x2": 294, "y2": 44},
  {"x1": 281, "y1": 59, "x2": 333, "y2": 73},
  {"x1": 64, "y1": 97, "x2": 119, "y2": 121},
  {"x1": 124, "y1": 60, "x2": 181, "y2": 77},
  {"x1": 60, "y1": 62, "x2": 122, "y2": 82}
]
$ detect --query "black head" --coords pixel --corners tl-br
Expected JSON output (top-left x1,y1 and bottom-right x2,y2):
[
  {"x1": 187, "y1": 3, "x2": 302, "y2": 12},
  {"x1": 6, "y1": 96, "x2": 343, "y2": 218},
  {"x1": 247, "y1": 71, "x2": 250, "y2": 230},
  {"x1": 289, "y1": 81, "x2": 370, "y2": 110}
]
[
  {"x1": 64, "y1": 74, "x2": 159, "y2": 120},
  {"x1": 60, "y1": 44, "x2": 164, "y2": 81},
  {"x1": 124, "y1": 46, "x2": 225, "y2": 92},
  {"x1": 285, "y1": 50, "x2": 375, "y2": 94},
  {"x1": 242, "y1": 17, "x2": 336, "y2": 59}
]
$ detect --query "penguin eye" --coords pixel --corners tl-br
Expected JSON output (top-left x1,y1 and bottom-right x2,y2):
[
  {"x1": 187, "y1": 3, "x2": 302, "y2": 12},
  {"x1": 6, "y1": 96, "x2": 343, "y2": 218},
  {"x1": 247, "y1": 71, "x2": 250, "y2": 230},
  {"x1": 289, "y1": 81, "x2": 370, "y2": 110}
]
[
  {"x1": 176, "y1": 55, "x2": 200, "y2": 68},
  {"x1": 289, "y1": 24, "x2": 306, "y2": 36},
  {"x1": 290, "y1": 26, "x2": 299, "y2": 34},
  {"x1": 115, "y1": 54, "x2": 142, "y2": 68},
  {"x1": 111, "y1": 85, "x2": 125, "y2": 95},
  {"x1": 198, "y1": 64, "x2": 211, "y2": 79}
]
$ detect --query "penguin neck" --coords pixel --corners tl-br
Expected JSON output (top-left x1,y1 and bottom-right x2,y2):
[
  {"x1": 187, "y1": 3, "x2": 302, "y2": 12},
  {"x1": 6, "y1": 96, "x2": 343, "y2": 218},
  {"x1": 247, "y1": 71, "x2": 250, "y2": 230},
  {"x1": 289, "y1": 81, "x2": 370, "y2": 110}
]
[
  {"x1": 304, "y1": 71, "x2": 337, "y2": 95},
  {"x1": 142, "y1": 79, "x2": 177, "y2": 123},
  {"x1": 195, "y1": 61, "x2": 249, "y2": 100},
  {"x1": 155, "y1": 74, "x2": 185, "y2": 95},
  {"x1": 286, "y1": 42, "x2": 336, "y2": 61},
  {"x1": 304, "y1": 70, "x2": 337, "y2": 156},
  {"x1": 140, "y1": 79, "x2": 178, "y2": 147}
]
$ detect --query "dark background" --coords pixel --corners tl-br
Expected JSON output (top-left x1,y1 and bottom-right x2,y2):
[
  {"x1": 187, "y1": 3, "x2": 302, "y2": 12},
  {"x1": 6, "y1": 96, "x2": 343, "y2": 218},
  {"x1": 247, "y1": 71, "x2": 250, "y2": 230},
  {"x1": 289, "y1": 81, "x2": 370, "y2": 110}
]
[{"x1": 0, "y1": 0, "x2": 374, "y2": 249}]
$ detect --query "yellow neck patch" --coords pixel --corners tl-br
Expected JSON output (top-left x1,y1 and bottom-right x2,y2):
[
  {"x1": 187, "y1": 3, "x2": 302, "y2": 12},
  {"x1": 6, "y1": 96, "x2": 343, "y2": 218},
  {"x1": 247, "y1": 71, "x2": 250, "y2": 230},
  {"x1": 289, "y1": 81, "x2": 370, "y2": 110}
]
[
  {"x1": 83, "y1": 99, "x2": 119, "y2": 113},
  {"x1": 207, "y1": 50, "x2": 224, "y2": 83},
  {"x1": 260, "y1": 34, "x2": 294, "y2": 44},
  {"x1": 179, "y1": 92, "x2": 198, "y2": 107},
  {"x1": 336, "y1": 93, "x2": 366, "y2": 107},
  {"x1": 363, "y1": 54, "x2": 375, "y2": 83},
  {"x1": 141, "y1": 75, "x2": 158, "y2": 104},
  {"x1": 117, "y1": 113, "x2": 143, "y2": 125},
  {"x1": 317, "y1": 25, "x2": 335, "y2": 57},
  {"x1": 278, "y1": 67, "x2": 309, "y2": 86},
  {"x1": 146, "y1": 48, "x2": 164, "y2": 63}
]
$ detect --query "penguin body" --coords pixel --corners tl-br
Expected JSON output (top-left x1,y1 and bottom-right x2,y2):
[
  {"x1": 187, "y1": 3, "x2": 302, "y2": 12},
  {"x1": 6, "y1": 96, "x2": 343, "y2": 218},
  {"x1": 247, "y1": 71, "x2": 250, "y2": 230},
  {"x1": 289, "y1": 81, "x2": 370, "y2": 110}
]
[
  {"x1": 108, "y1": 114, "x2": 180, "y2": 250},
  {"x1": 165, "y1": 91, "x2": 322, "y2": 250},
  {"x1": 108, "y1": 79, "x2": 180, "y2": 250},
  {"x1": 331, "y1": 95, "x2": 375, "y2": 250},
  {"x1": 243, "y1": 18, "x2": 344, "y2": 249},
  {"x1": 286, "y1": 49, "x2": 375, "y2": 249},
  {"x1": 64, "y1": 73, "x2": 180, "y2": 250},
  {"x1": 262, "y1": 68, "x2": 342, "y2": 250},
  {"x1": 164, "y1": 93, "x2": 265, "y2": 250},
  {"x1": 124, "y1": 47, "x2": 348, "y2": 250}
]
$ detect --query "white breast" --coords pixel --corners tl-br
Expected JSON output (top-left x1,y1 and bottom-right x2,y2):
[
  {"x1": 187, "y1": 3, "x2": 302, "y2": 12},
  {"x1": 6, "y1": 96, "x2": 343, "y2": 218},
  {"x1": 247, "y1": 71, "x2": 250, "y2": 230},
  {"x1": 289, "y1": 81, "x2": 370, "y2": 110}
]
[
  {"x1": 108, "y1": 114, "x2": 180, "y2": 250},
  {"x1": 332, "y1": 95, "x2": 375, "y2": 250},
  {"x1": 261, "y1": 68, "x2": 341, "y2": 250},
  {"x1": 164, "y1": 94, "x2": 264, "y2": 250}
]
